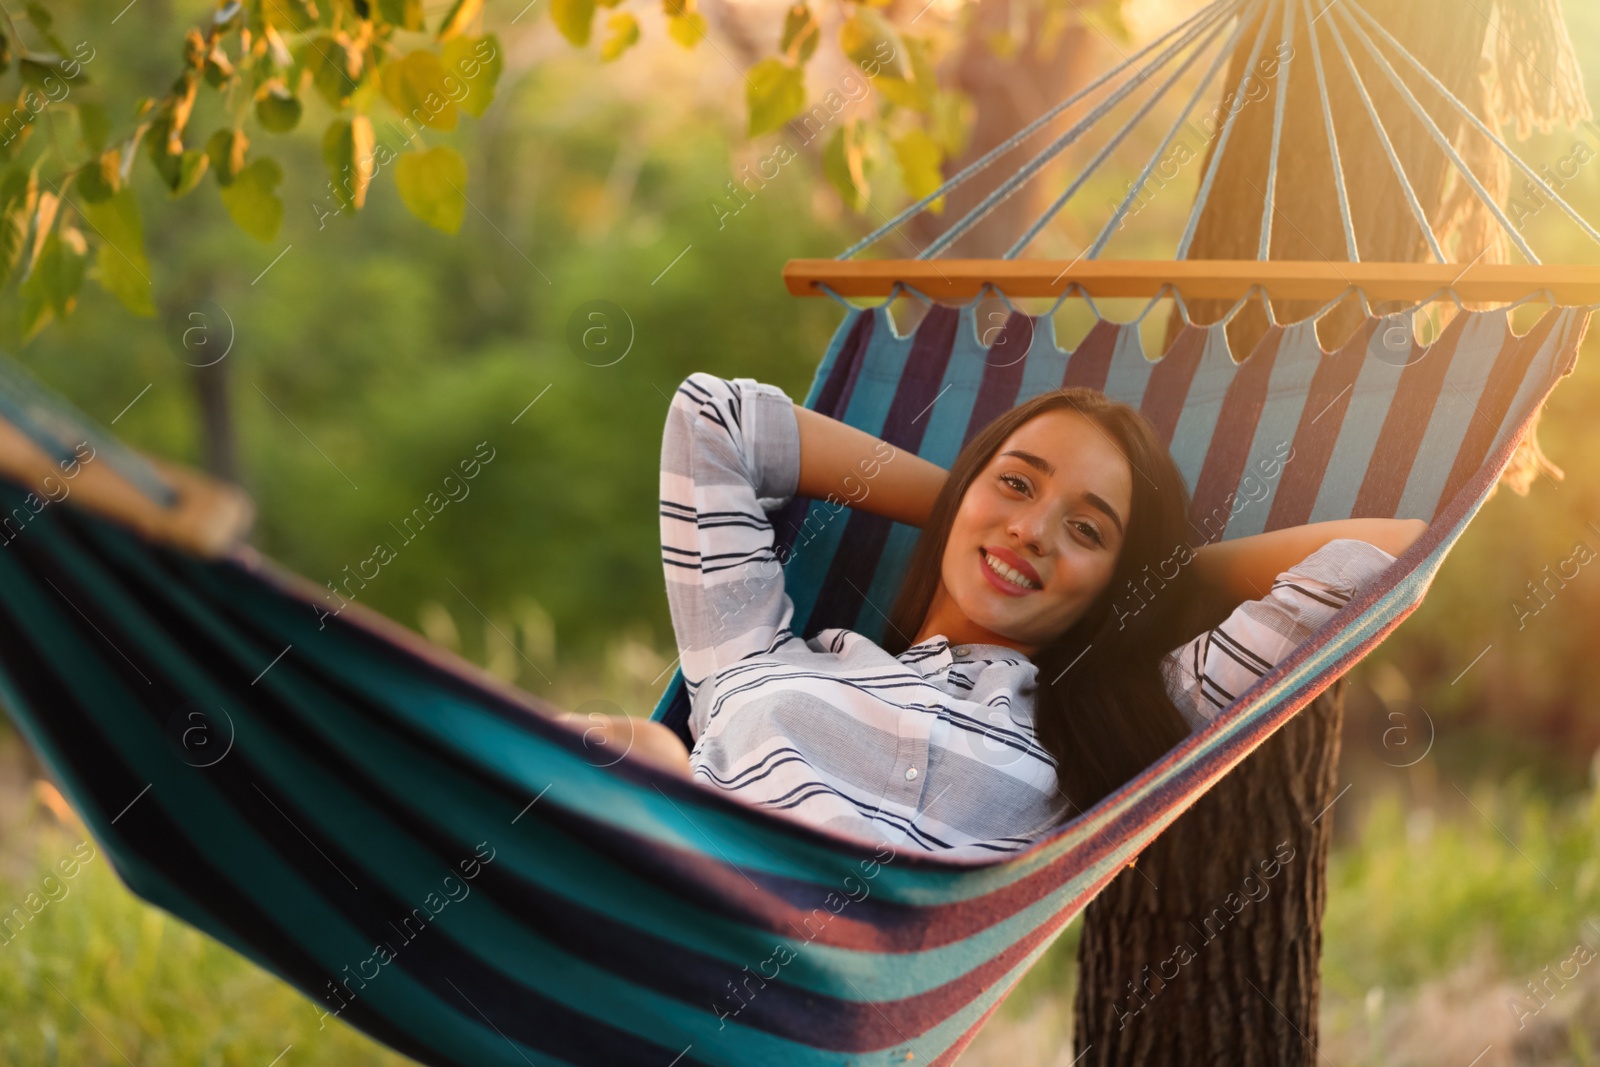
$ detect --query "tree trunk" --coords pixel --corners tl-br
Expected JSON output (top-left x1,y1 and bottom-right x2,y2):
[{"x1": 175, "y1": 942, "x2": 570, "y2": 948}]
[
  {"x1": 1074, "y1": 679, "x2": 1346, "y2": 1065},
  {"x1": 192, "y1": 357, "x2": 238, "y2": 482},
  {"x1": 1073, "y1": 3, "x2": 1544, "y2": 1062}
]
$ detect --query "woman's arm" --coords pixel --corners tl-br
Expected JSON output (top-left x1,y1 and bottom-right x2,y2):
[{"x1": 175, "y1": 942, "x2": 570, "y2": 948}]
[
  {"x1": 1192, "y1": 518, "x2": 1428, "y2": 603},
  {"x1": 792, "y1": 404, "x2": 948, "y2": 527}
]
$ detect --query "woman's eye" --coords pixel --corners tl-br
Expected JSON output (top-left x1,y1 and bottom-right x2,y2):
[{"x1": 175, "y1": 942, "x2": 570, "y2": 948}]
[
  {"x1": 999, "y1": 473, "x2": 1029, "y2": 494},
  {"x1": 1073, "y1": 521, "x2": 1104, "y2": 547}
]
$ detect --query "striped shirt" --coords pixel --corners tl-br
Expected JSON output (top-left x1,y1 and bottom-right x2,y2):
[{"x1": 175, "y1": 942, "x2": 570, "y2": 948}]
[{"x1": 660, "y1": 373, "x2": 1396, "y2": 858}]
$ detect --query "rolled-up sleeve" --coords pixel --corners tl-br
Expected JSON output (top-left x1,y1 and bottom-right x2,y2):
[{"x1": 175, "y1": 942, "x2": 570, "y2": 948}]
[
  {"x1": 660, "y1": 373, "x2": 802, "y2": 737},
  {"x1": 1161, "y1": 538, "x2": 1398, "y2": 730}
]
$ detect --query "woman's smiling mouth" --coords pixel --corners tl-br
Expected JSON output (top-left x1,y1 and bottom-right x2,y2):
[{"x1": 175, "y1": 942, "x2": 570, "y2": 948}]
[{"x1": 979, "y1": 547, "x2": 1041, "y2": 594}]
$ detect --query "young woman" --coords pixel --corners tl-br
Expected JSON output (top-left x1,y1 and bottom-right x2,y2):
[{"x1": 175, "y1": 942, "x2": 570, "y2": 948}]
[{"x1": 565, "y1": 373, "x2": 1425, "y2": 858}]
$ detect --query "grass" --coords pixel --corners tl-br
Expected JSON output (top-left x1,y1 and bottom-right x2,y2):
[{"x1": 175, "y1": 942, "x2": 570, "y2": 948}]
[{"x1": 0, "y1": 813, "x2": 410, "y2": 1066}]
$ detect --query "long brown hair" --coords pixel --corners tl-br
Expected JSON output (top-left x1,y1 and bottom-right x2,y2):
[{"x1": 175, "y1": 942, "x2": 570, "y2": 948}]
[{"x1": 880, "y1": 387, "x2": 1216, "y2": 821}]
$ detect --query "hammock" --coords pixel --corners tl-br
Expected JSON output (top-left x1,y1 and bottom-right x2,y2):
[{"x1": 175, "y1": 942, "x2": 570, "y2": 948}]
[{"x1": 0, "y1": 1, "x2": 1594, "y2": 1064}]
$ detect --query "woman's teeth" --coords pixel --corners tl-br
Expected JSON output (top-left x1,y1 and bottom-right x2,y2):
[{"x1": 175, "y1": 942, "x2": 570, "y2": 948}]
[{"x1": 983, "y1": 550, "x2": 1039, "y2": 590}]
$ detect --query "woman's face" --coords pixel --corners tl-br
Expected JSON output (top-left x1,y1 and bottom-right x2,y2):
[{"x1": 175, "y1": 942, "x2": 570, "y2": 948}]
[{"x1": 923, "y1": 408, "x2": 1133, "y2": 657}]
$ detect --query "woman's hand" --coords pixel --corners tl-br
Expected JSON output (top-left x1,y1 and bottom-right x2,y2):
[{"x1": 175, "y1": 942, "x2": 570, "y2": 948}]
[
  {"x1": 793, "y1": 404, "x2": 948, "y2": 527},
  {"x1": 1192, "y1": 517, "x2": 1428, "y2": 604}
]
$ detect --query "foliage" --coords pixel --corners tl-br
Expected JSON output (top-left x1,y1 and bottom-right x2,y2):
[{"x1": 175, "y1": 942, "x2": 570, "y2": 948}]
[
  {"x1": 0, "y1": 0, "x2": 502, "y2": 343},
  {"x1": 13, "y1": 46, "x2": 843, "y2": 688}
]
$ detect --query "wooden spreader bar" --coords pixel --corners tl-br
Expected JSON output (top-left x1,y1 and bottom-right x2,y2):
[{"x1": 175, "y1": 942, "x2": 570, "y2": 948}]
[{"x1": 783, "y1": 259, "x2": 1600, "y2": 305}]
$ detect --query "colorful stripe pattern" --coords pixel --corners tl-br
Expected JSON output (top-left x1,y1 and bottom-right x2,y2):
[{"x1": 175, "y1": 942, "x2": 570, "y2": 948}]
[{"x1": 0, "y1": 300, "x2": 1587, "y2": 1066}]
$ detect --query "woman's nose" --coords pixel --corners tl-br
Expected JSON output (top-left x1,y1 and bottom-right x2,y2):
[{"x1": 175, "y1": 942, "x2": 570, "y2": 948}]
[{"x1": 1006, "y1": 504, "x2": 1049, "y2": 553}]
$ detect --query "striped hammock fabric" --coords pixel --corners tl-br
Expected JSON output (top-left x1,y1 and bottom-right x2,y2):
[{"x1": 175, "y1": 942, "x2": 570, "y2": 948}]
[{"x1": 0, "y1": 297, "x2": 1588, "y2": 1067}]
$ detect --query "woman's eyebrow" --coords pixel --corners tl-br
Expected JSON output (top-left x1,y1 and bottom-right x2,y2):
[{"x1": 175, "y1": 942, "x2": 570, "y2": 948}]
[
  {"x1": 999, "y1": 449, "x2": 1124, "y2": 537},
  {"x1": 1000, "y1": 449, "x2": 1054, "y2": 475}
]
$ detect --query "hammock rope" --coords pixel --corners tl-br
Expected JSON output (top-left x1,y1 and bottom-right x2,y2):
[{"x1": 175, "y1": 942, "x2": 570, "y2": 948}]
[
  {"x1": 1302, "y1": 0, "x2": 1361, "y2": 261},
  {"x1": 834, "y1": 0, "x2": 1236, "y2": 261},
  {"x1": 1334, "y1": 4, "x2": 1536, "y2": 262},
  {"x1": 1255, "y1": 0, "x2": 1295, "y2": 260},
  {"x1": 1087, "y1": 0, "x2": 1264, "y2": 259},
  {"x1": 1321, "y1": 0, "x2": 1448, "y2": 261},
  {"x1": 831, "y1": 0, "x2": 1599, "y2": 281},
  {"x1": 921, "y1": 4, "x2": 1237, "y2": 260},
  {"x1": 1005, "y1": 5, "x2": 1250, "y2": 259}
]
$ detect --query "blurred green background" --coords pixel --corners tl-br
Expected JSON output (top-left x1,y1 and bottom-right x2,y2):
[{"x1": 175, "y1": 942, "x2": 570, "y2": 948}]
[{"x1": 2, "y1": 0, "x2": 1600, "y2": 1063}]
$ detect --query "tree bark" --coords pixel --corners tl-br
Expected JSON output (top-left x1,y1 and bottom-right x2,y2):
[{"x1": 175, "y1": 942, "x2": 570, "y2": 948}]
[
  {"x1": 1074, "y1": 679, "x2": 1346, "y2": 1065},
  {"x1": 1073, "y1": 3, "x2": 1542, "y2": 1062}
]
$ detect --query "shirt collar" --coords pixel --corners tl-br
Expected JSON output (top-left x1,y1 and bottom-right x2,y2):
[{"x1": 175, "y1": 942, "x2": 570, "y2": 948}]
[{"x1": 901, "y1": 633, "x2": 1034, "y2": 674}]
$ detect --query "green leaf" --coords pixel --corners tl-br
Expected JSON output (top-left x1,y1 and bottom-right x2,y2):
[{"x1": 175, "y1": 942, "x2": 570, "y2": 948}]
[
  {"x1": 822, "y1": 123, "x2": 870, "y2": 212},
  {"x1": 204, "y1": 44, "x2": 236, "y2": 89},
  {"x1": 440, "y1": 34, "x2": 502, "y2": 118},
  {"x1": 598, "y1": 12, "x2": 639, "y2": 62},
  {"x1": 262, "y1": 0, "x2": 319, "y2": 32},
  {"x1": 218, "y1": 157, "x2": 284, "y2": 241},
  {"x1": 892, "y1": 127, "x2": 944, "y2": 212},
  {"x1": 255, "y1": 81, "x2": 303, "y2": 132},
  {"x1": 436, "y1": 0, "x2": 485, "y2": 40},
  {"x1": 745, "y1": 58, "x2": 805, "y2": 138},
  {"x1": 899, "y1": 34, "x2": 938, "y2": 113},
  {"x1": 19, "y1": 52, "x2": 88, "y2": 89},
  {"x1": 380, "y1": 50, "x2": 459, "y2": 131},
  {"x1": 0, "y1": 167, "x2": 36, "y2": 282},
  {"x1": 838, "y1": 10, "x2": 903, "y2": 79},
  {"x1": 378, "y1": 0, "x2": 426, "y2": 30},
  {"x1": 321, "y1": 115, "x2": 376, "y2": 211},
  {"x1": 394, "y1": 146, "x2": 467, "y2": 233},
  {"x1": 780, "y1": 5, "x2": 819, "y2": 64},
  {"x1": 303, "y1": 35, "x2": 361, "y2": 109},
  {"x1": 666, "y1": 12, "x2": 707, "y2": 48},
  {"x1": 171, "y1": 149, "x2": 210, "y2": 197},
  {"x1": 74, "y1": 148, "x2": 122, "y2": 203},
  {"x1": 20, "y1": 229, "x2": 86, "y2": 338},
  {"x1": 551, "y1": 0, "x2": 596, "y2": 47},
  {"x1": 80, "y1": 187, "x2": 155, "y2": 317},
  {"x1": 205, "y1": 128, "x2": 249, "y2": 186}
]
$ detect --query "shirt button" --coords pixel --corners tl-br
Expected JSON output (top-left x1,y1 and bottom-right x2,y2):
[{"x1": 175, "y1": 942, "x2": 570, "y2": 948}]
[
  {"x1": 905, "y1": 767, "x2": 919, "y2": 781},
  {"x1": 952, "y1": 646, "x2": 969, "y2": 656}
]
